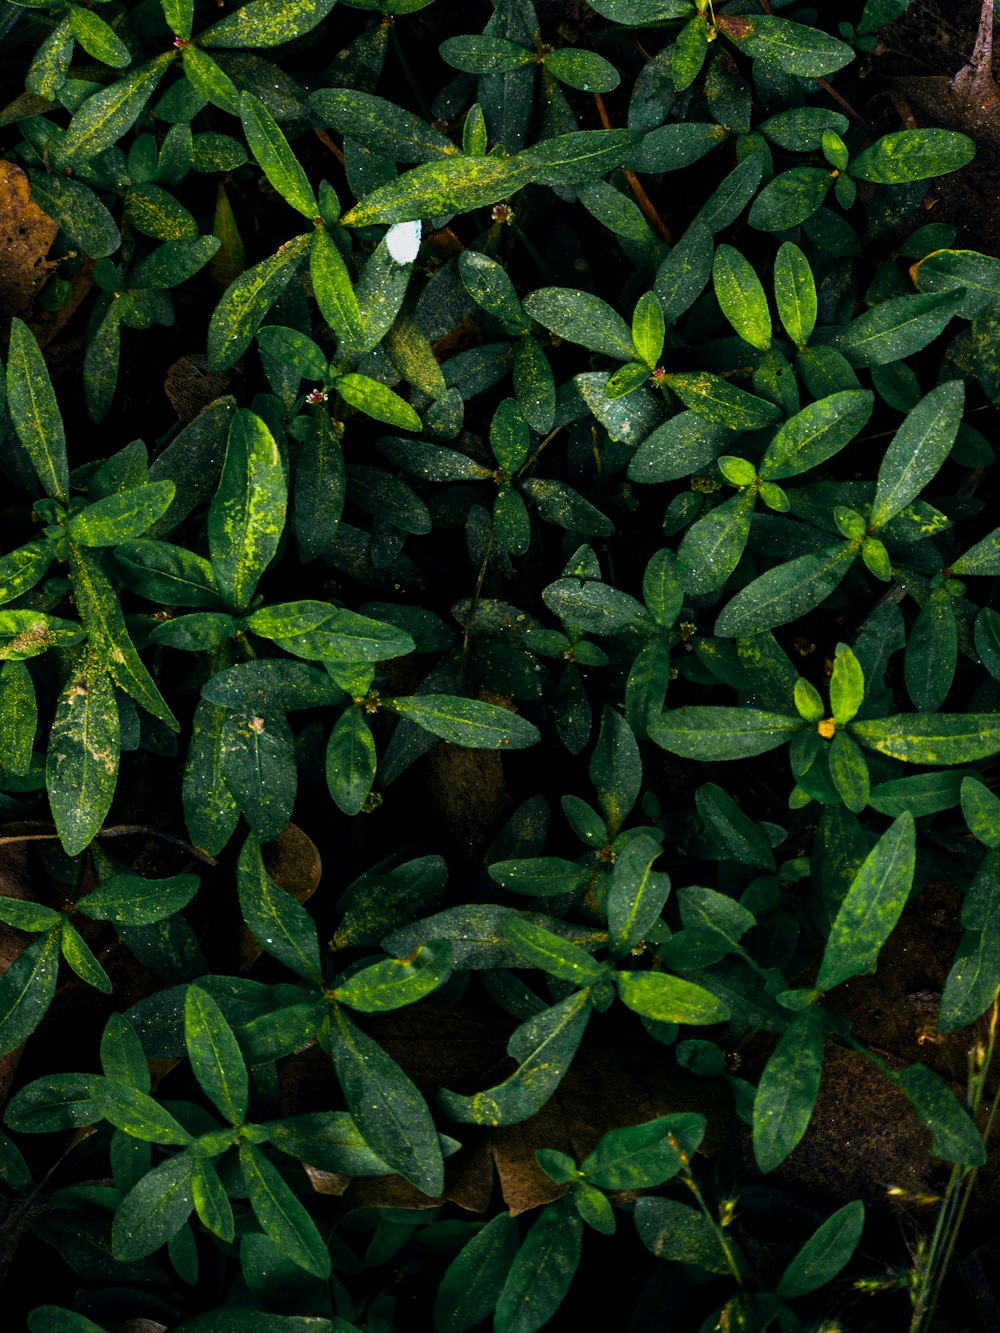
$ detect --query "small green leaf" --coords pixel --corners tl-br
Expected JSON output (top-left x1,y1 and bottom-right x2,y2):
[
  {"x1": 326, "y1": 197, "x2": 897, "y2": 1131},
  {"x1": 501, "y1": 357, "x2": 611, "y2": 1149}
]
[
  {"x1": 892, "y1": 1063, "x2": 985, "y2": 1165},
  {"x1": 849, "y1": 129, "x2": 975, "y2": 183},
  {"x1": 311, "y1": 87, "x2": 457, "y2": 164},
  {"x1": 59, "y1": 921, "x2": 112, "y2": 993},
  {"x1": 336, "y1": 940, "x2": 453, "y2": 1013},
  {"x1": 581, "y1": 1112, "x2": 704, "y2": 1190},
  {"x1": 715, "y1": 543, "x2": 857, "y2": 638},
  {"x1": 665, "y1": 373, "x2": 780, "y2": 431},
  {"x1": 238, "y1": 1140, "x2": 331, "y2": 1277},
  {"x1": 748, "y1": 168, "x2": 833, "y2": 231},
  {"x1": 199, "y1": 0, "x2": 337, "y2": 47},
  {"x1": 816, "y1": 812, "x2": 915, "y2": 991},
  {"x1": 753, "y1": 1009, "x2": 825, "y2": 1172},
  {"x1": 544, "y1": 47, "x2": 620, "y2": 93},
  {"x1": 712, "y1": 244, "x2": 771, "y2": 351},
  {"x1": 337, "y1": 372, "x2": 421, "y2": 431},
  {"x1": 111, "y1": 1152, "x2": 194, "y2": 1261},
  {"x1": 940, "y1": 845, "x2": 1000, "y2": 1030},
  {"x1": 833, "y1": 291, "x2": 964, "y2": 369},
  {"x1": 495, "y1": 1199, "x2": 582, "y2": 1333},
  {"x1": 326, "y1": 708, "x2": 377, "y2": 816},
  {"x1": 617, "y1": 970, "x2": 730, "y2": 1024},
  {"x1": 186, "y1": 984, "x2": 248, "y2": 1124},
  {"x1": 677, "y1": 490, "x2": 756, "y2": 595},
  {"x1": 777, "y1": 1200, "x2": 864, "y2": 1298},
  {"x1": 500, "y1": 916, "x2": 606, "y2": 986},
  {"x1": 722, "y1": 14, "x2": 853, "y2": 76},
  {"x1": 240, "y1": 92, "x2": 317, "y2": 219},
  {"x1": 635, "y1": 1196, "x2": 743, "y2": 1274},
  {"x1": 760, "y1": 391, "x2": 873, "y2": 481},
  {"x1": 92, "y1": 1078, "x2": 194, "y2": 1145},
  {"x1": 237, "y1": 832, "x2": 322, "y2": 981},
  {"x1": 7, "y1": 319, "x2": 69, "y2": 502},
  {"x1": 905, "y1": 583, "x2": 957, "y2": 712},
  {"x1": 310, "y1": 227, "x2": 364, "y2": 352},
  {"x1": 631, "y1": 291, "x2": 664, "y2": 368},
  {"x1": 386, "y1": 695, "x2": 539, "y2": 749},
  {"x1": 0, "y1": 660, "x2": 36, "y2": 775},
  {"x1": 607, "y1": 833, "x2": 670, "y2": 957},
  {"x1": 208, "y1": 408, "x2": 287, "y2": 613}
]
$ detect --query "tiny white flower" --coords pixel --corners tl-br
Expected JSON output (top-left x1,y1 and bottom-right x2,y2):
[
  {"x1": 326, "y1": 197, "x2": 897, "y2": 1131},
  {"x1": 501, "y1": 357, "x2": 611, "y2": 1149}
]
[{"x1": 385, "y1": 219, "x2": 422, "y2": 265}]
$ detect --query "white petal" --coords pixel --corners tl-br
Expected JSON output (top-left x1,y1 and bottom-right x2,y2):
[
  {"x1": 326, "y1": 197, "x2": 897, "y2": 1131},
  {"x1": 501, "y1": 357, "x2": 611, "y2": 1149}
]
[{"x1": 385, "y1": 219, "x2": 422, "y2": 265}]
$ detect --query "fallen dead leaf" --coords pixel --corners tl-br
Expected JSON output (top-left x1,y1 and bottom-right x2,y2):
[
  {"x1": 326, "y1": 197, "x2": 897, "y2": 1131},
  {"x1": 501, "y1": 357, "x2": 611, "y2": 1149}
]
[{"x1": 0, "y1": 161, "x2": 57, "y2": 329}]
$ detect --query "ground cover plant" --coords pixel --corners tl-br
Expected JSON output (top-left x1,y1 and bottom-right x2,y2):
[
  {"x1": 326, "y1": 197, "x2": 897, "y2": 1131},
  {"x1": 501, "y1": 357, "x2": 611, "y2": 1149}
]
[{"x1": 4, "y1": 0, "x2": 1000, "y2": 1327}]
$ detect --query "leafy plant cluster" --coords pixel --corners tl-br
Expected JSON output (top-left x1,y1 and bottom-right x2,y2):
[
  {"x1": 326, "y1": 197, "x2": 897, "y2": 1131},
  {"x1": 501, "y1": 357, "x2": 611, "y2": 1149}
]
[{"x1": 2, "y1": 0, "x2": 1000, "y2": 1328}]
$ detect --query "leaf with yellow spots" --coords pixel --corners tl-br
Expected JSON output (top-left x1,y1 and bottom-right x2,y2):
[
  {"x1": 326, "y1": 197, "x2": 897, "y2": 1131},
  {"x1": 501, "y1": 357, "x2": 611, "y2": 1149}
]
[
  {"x1": 208, "y1": 408, "x2": 287, "y2": 614},
  {"x1": 46, "y1": 643, "x2": 121, "y2": 856}
]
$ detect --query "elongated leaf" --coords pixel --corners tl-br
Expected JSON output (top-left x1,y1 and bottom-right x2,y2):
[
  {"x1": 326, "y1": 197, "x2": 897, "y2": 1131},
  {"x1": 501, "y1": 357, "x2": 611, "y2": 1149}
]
[
  {"x1": 62, "y1": 55, "x2": 171, "y2": 162},
  {"x1": 434, "y1": 1212, "x2": 520, "y2": 1333},
  {"x1": 326, "y1": 707, "x2": 377, "y2": 816},
  {"x1": 892, "y1": 1063, "x2": 985, "y2": 1165},
  {"x1": 327, "y1": 1004, "x2": 444, "y2": 1194},
  {"x1": 208, "y1": 409, "x2": 286, "y2": 613},
  {"x1": 713, "y1": 244, "x2": 771, "y2": 351},
  {"x1": 721, "y1": 14, "x2": 853, "y2": 75},
  {"x1": 46, "y1": 645, "x2": 120, "y2": 856},
  {"x1": 495, "y1": 1200, "x2": 582, "y2": 1333},
  {"x1": 635, "y1": 1196, "x2": 743, "y2": 1274},
  {"x1": 78, "y1": 873, "x2": 199, "y2": 927},
  {"x1": 186, "y1": 985, "x2": 248, "y2": 1124},
  {"x1": 665, "y1": 372, "x2": 780, "y2": 430},
  {"x1": 0, "y1": 659, "x2": 36, "y2": 774},
  {"x1": 337, "y1": 372, "x2": 421, "y2": 430},
  {"x1": 852, "y1": 713, "x2": 1000, "y2": 764},
  {"x1": 183, "y1": 698, "x2": 240, "y2": 857},
  {"x1": 940, "y1": 843, "x2": 1000, "y2": 1031},
  {"x1": 241, "y1": 92, "x2": 317, "y2": 218},
  {"x1": 617, "y1": 970, "x2": 730, "y2": 1024},
  {"x1": 111, "y1": 1152, "x2": 195, "y2": 1261},
  {"x1": 4, "y1": 1071, "x2": 100, "y2": 1132},
  {"x1": 753, "y1": 1008, "x2": 825, "y2": 1172},
  {"x1": 849, "y1": 129, "x2": 975, "y2": 183},
  {"x1": 343, "y1": 155, "x2": 531, "y2": 228},
  {"x1": 581, "y1": 1112, "x2": 704, "y2": 1190},
  {"x1": 439, "y1": 990, "x2": 591, "y2": 1126},
  {"x1": 523, "y1": 288, "x2": 636, "y2": 360},
  {"x1": 68, "y1": 544, "x2": 178, "y2": 728},
  {"x1": 221, "y1": 710, "x2": 295, "y2": 841},
  {"x1": 207, "y1": 233, "x2": 311, "y2": 371},
  {"x1": 0, "y1": 929, "x2": 60, "y2": 1057},
  {"x1": 199, "y1": 0, "x2": 337, "y2": 47},
  {"x1": 92, "y1": 1078, "x2": 193, "y2": 1145},
  {"x1": 714, "y1": 542, "x2": 857, "y2": 637},
  {"x1": 832, "y1": 290, "x2": 964, "y2": 368},
  {"x1": 500, "y1": 916, "x2": 606, "y2": 986},
  {"x1": 760, "y1": 391, "x2": 873, "y2": 480},
  {"x1": 870, "y1": 381, "x2": 964, "y2": 528},
  {"x1": 7, "y1": 318, "x2": 68, "y2": 502},
  {"x1": 777, "y1": 1200, "x2": 864, "y2": 1298},
  {"x1": 816, "y1": 812, "x2": 915, "y2": 991},
  {"x1": 521, "y1": 129, "x2": 641, "y2": 186},
  {"x1": 239, "y1": 1140, "x2": 331, "y2": 1277},
  {"x1": 335, "y1": 940, "x2": 452, "y2": 1012},
  {"x1": 237, "y1": 832, "x2": 322, "y2": 981},
  {"x1": 311, "y1": 87, "x2": 457, "y2": 163},
  {"x1": 677, "y1": 490, "x2": 756, "y2": 594},
  {"x1": 607, "y1": 833, "x2": 670, "y2": 957},
  {"x1": 773, "y1": 241, "x2": 817, "y2": 346},
  {"x1": 386, "y1": 694, "x2": 539, "y2": 749},
  {"x1": 650, "y1": 706, "x2": 802, "y2": 761},
  {"x1": 68, "y1": 482, "x2": 175, "y2": 547}
]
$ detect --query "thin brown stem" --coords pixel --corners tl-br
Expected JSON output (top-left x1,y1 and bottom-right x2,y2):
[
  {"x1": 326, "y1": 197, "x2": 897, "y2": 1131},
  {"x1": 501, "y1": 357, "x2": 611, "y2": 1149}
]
[{"x1": 592, "y1": 90, "x2": 672, "y2": 242}]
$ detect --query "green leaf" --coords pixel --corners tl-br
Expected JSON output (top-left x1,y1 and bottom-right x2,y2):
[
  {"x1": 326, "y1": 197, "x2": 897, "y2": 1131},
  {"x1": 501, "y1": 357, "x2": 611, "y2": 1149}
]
[
  {"x1": 544, "y1": 47, "x2": 620, "y2": 93},
  {"x1": 488, "y1": 857, "x2": 590, "y2": 898},
  {"x1": 654, "y1": 221, "x2": 713, "y2": 324},
  {"x1": 183, "y1": 698, "x2": 240, "y2": 857},
  {"x1": 386, "y1": 695, "x2": 539, "y2": 749},
  {"x1": 335, "y1": 940, "x2": 453, "y2": 1012},
  {"x1": 912, "y1": 247, "x2": 1000, "y2": 318},
  {"x1": 773, "y1": 241, "x2": 817, "y2": 346},
  {"x1": 181, "y1": 45, "x2": 240, "y2": 114},
  {"x1": 7, "y1": 318, "x2": 69, "y2": 502},
  {"x1": 60, "y1": 921, "x2": 112, "y2": 993},
  {"x1": 295, "y1": 410, "x2": 345, "y2": 562},
  {"x1": 0, "y1": 660, "x2": 36, "y2": 775},
  {"x1": 0, "y1": 897, "x2": 60, "y2": 933},
  {"x1": 237, "y1": 832, "x2": 321, "y2": 980},
  {"x1": 208, "y1": 408, "x2": 287, "y2": 613},
  {"x1": 69, "y1": 6, "x2": 130, "y2": 65},
  {"x1": 607, "y1": 834, "x2": 670, "y2": 957},
  {"x1": 68, "y1": 545, "x2": 178, "y2": 727},
  {"x1": 272, "y1": 610, "x2": 413, "y2": 665},
  {"x1": 0, "y1": 541, "x2": 54, "y2": 610},
  {"x1": 697, "y1": 785, "x2": 776, "y2": 871},
  {"x1": 714, "y1": 543, "x2": 857, "y2": 637},
  {"x1": 326, "y1": 707, "x2": 377, "y2": 816},
  {"x1": 191, "y1": 1156, "x2": 234, "y2": 1242},
  {"x1": 590, "y1": 706, "x2": 641, "y2": 835},
  {"x1": 664, "y1": 373, "x2": 780, "y2": 431},
  {"x1": 28, "y1": 1312, "x2": 105, "y2": 1333},
  {"x1": 310, "y1": 227, "x2": 364, "y2": 352},
  {"x1": 186, "y1": 984, "x2": 248, "y2": 1124},
  {"x1": 905, "y1": 583, "x2": 957, "y2": 712},
  {"x1": 581, "y1": 1112, "x2": 704, "y2": 1189},
  {"x1": 587, "y1": 0, "x2": 694, "y2": 19},
  {"x1": 816, "y1": 812, "x2": 915, "y2": 991},
  {"x1": 500, "y1": 916, "x2": 606, "y2": 986},
  {"x1": 635, "y1": 1196, "x2": 743, "y2": 1274},
  {"x1": 343, "y1": 155, "x2": 531, "y2": 228},
  {"x1": 240, "y1": 92, "x2": 318, "y2": 218},
  {"x1": 829, "y1": 643, "x2": 865, "y2": 725},
  {"x1": 5, "y1": 1072, "x2": 99, "y2": 1132},
  {"x1": 459, "y1": 250, "x2": 529, "y2": 331},
  {"x1": 46, "y1": 645, "x2": 120, "y2": 856},
  {"x1": 327, "y1": 1004, "x2": 444, "y2": 1194},
  {"x1": 777, "y1": 1201, "x2": 864, "y2": 1298},
  {"x1": 111, "y1": 1152, "x2": 194, "y2": 1261},
  {"x1": 849, "y1": 129, "x2": 975, "y2": 183},
  {"x1": 206, "y1": 233, "x2": 311, "y2": 372},
  {"x1": 337, "y1": 372, "x2": 421, "y2": 431},
  {"x1": 748, "y1": 167, "x2": 833, "y2": 231},
  {"x1": 239, "y1": 1140, "x2": 331, "y2": 1277},
  {"x1": 677, "y1": 490, "x2": 756, "y2": 595},
  {"x1": 92, "y1": 1078, "x2": 193, "y2": 1145},
  {"x1": 199, "y1": 0, "x2": 337, "y2": 47},
  {"x1": 617, "y1": 970, "x2": 731, "y2": 1025},
  {"x1": 523, "y1": 287, "x2": 636, "y2": 360},
  {"x1": 752, "y1": 1009, "x2": 825, "y2": 1172},
  {"x1": 439, "y1": 990, "x2": 591, "y2": 1126},
  {"x1": 433, "y1": 1212, "x2": 520, "y2": 1333},
  {"x1": 115, "y1": 539, "x2": 221, "y2": 609},
  {"x1": 162, "y1": 0, "x2": 193, "y2": 39},
  {"x1": 892, "y1": 1063, "x2": 985, "y2": 1165},
  {"x1": 962, "y1": 777, "x2": 1000, "y2": 848},
  {"x1": 650, "y1": 707, "x2": 802, "y2": 760},
  {"x1": 833, "y1": 291, "x2": 964, "y2": 368},
  {"x1": 156, "y1": 838, "x2": 230, "y2": 931},
  {"x1": 264, "y1": 1108, "x2": 394, "y2": 1175},
  {"x1": 495, "y1": 1199, "x2": 582, "y2": 1333},
  {"x1": 312, "y1": 88, "x2": 462, "y2": 163},
  {"x1": 62, "y1": 55, "x2": 171, "y2": 161},
  {"x1": 940, "y1": 846, "x2": 1000, "y2": 1030},
  {"x1": 26, "y1": 169, "x2": 120, "y2": 260},
  {"x1": 870, "y1": 381, "x2": 964, "y2": 528},
  {"x1": 721, "y1": 14, "x2": 853, "y2": 76},
  {"x1": 519, "y1": 129, "x2": 641, "y2": 186},
  {"x1": 0, "y1": 930, "x2": 60, "y2": 1057},
  {"x1": 851, "y1": 713, "x2": 1000, "y2": 764},
  {"x1": 631, "y1": 291, "x2": 664, "y2": 368},
  {"x1": 68, "y1": 482, "x2": 176, "y2": 547},
  {"x1": 712, "y1": 244, "x2": 771, "y2": 351},
  {"x1": 760, "y1": 391, "x2": 874, "y2": 480}
]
